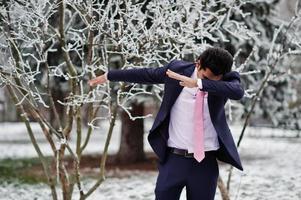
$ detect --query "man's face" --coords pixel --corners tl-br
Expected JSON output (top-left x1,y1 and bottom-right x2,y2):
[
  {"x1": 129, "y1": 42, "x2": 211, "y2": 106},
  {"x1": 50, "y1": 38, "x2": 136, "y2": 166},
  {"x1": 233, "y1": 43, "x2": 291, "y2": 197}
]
[{"x1": 195, "y1": 61, "x2": 223, "y2": 81}]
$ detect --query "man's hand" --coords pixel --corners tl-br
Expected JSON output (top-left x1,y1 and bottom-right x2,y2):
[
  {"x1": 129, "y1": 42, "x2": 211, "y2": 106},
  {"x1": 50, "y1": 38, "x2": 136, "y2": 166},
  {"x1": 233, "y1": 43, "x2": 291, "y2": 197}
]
[
  {"x1": 166, "y1": 69, "x2": 197, "y2": 88},
  {"x1": 88, "y1": 73, "x2": 108, "y2": 86}
]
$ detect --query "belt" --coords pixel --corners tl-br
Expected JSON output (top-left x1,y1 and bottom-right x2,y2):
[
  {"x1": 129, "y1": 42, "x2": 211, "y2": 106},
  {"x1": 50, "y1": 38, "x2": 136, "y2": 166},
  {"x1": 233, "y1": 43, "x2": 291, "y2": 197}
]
[{"x1": 169, "y1": 147, "x2": 216, "y2": 158}]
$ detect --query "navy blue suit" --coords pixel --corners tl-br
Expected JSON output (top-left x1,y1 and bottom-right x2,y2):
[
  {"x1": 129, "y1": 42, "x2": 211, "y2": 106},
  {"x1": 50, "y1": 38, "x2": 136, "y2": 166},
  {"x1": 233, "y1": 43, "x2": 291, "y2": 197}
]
[{"x1": 108, "y1": 60, "x2": 244, "y2": 199}]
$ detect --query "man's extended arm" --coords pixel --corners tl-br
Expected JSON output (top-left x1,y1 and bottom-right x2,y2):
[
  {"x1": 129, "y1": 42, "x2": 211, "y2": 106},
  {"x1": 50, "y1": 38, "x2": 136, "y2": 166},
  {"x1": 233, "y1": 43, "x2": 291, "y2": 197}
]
[
  {"x1": 107, "y1": 64, "x2": 169, "y2": 84},
  {"x1": 89, "y1": 61, "x2": 173, "y2": 86}
]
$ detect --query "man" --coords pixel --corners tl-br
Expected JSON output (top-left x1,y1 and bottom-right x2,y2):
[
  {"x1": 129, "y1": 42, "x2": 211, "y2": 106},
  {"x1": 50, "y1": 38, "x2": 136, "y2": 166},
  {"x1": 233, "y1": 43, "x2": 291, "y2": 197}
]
[{"x1": 89, "y1": 47, "x2": 244, "y2": 200}]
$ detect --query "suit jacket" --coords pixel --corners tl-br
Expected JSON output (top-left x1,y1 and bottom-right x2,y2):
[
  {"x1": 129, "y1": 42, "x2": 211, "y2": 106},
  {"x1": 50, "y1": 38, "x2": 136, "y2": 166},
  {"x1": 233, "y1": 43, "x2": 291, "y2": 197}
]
[{"x1": 108, "y1": 60, "x2": 244, "y2": 170}]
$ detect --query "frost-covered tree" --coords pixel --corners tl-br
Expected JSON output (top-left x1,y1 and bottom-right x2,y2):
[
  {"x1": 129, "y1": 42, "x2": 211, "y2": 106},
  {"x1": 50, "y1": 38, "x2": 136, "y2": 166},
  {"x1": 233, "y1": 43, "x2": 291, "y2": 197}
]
[
  {"x1": 224, "y1": 0, "x2": 301, "y2": 195},
  {"x1": 222, "y1": 0, "x2": 301, "y2": 130}
]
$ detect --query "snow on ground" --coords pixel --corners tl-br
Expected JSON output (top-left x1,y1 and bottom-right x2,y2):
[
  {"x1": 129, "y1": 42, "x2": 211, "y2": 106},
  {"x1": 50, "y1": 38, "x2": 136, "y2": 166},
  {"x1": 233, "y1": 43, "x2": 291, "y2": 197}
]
[
  {"x1": 0, "y1": 120, "x2": 300, "y2": 199},
  {"x1": 0, "y1": 120, "x2": 153, "y2": 159}
]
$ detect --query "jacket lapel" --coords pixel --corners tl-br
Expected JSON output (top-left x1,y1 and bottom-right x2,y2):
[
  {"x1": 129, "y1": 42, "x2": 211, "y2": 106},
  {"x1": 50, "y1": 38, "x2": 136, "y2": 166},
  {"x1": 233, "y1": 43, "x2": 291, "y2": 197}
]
[
  {"x1": 165, "y1": 65, "x2": 195, "y2": 111},
  {"x1": 151, "y1": 65, "x2": 195, "y2": 132},
  {"x1": 150, "y1": 64, "x2": 195, "y2": 133}
]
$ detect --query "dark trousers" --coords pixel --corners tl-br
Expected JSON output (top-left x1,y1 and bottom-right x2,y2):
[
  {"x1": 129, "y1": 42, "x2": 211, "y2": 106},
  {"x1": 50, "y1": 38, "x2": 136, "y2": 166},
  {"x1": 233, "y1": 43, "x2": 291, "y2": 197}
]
[{"x1": 155, "y1": 151, "x2": 219, "y2": 200}]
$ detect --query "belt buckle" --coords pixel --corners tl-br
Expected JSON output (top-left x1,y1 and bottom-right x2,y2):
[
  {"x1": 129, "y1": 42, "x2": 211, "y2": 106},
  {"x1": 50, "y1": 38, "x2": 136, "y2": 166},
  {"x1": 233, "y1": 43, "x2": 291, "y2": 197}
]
[{"x1": 184, "y1": 151, "x2": 193, "y2": 158}]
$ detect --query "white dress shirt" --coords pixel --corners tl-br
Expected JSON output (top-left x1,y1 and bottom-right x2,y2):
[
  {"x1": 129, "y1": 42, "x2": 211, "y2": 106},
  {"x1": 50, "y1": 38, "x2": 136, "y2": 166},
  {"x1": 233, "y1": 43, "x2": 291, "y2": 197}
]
[{"x1": 167, "y1": 67, "x2": 220, "y2": 153}]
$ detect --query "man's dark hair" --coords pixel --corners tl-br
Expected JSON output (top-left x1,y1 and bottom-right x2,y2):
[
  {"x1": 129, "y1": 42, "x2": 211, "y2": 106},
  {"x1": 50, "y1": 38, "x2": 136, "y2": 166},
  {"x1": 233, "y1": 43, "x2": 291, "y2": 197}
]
[{"x1": 197, "y1": 47, "x2": 233, "y2": 75}]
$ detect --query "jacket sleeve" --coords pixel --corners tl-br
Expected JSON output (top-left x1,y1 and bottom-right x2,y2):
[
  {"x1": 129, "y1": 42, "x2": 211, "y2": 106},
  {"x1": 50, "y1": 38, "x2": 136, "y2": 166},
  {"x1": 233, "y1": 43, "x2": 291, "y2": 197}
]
[
  {"x1": 107, "y1": 61, "x2": 175, "y2": 84},
  {"x1": 200, "y1": 71, "x2": 244, "y2": 100}
]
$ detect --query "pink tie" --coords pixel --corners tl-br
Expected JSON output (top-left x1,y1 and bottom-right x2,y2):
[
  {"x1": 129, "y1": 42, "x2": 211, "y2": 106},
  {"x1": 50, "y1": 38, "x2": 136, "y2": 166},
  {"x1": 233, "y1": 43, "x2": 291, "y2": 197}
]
[{"x1": 193, "y1": 90, "x2": 205, "y2": 162}]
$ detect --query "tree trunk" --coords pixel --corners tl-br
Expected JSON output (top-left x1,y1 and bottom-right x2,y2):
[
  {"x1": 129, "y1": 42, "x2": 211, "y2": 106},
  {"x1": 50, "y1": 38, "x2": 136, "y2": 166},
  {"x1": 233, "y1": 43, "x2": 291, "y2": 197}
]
[
  {"x1": 50, "y1": 86, "x2": 65, "y2": 128},
  {"x1": 116, "y1": 101, "x2": 146, "y2": 163}
]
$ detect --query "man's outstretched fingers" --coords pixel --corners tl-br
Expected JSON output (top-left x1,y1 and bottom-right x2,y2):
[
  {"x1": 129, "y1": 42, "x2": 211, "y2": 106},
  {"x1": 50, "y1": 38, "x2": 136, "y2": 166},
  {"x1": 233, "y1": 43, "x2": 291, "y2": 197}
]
[
  {"x1": 88, "y1": 79, "x2": 95, "y2": 86},
  {"x1": 88, "y1": 78, "x2": 100, "y2": 86},
  {"x1": 88, "y1": 75, "x2": 108, "y2": 86},
  {"x1": 166, "y1": 69, "x2": 184, "y2": 81}
]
